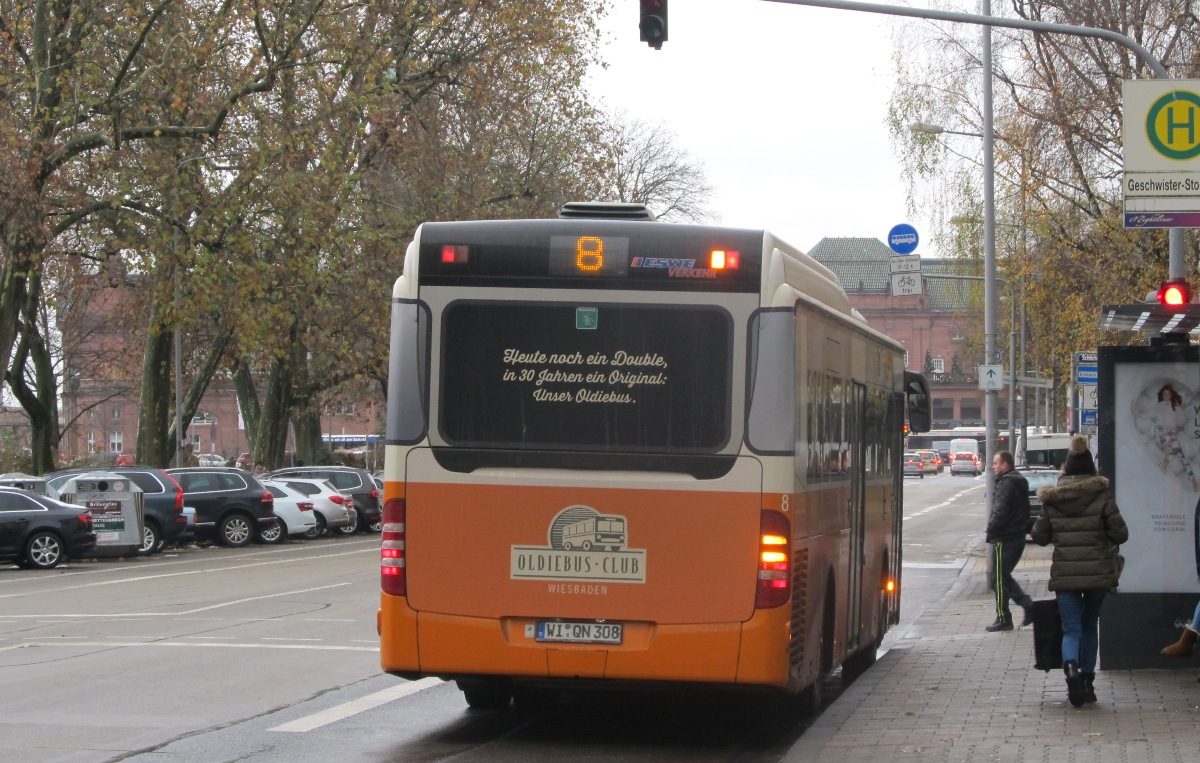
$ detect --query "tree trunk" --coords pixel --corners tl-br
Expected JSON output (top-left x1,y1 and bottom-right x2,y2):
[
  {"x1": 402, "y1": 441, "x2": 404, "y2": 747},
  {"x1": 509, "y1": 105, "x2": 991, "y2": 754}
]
[
  {"x1": 234, "y1": 361, "x2": 261, "y2": 458},
  {"x1": 257, "y1": 354, "x2": 295, "y2": 470},
  {"x1": 291, "y1": 407, "x2": 325, "y2": 465},
  {"x1": 172, "y1": 323, "x2": 234, "y2": 444},
  {"x1": 7, "y1": 332, "x2": 57, "y2": 475},
  {"x1": 137, "y1": 327, "x2": 174, "y2": 468}
]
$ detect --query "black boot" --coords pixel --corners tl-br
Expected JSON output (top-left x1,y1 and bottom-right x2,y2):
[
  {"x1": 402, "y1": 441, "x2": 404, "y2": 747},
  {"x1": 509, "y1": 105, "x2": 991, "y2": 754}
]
[
  {"x1": 1064, "y1": 660, "x2": 1085, "y2": 707},
  {"x1": 985, "y1": 617, "x2": 1013, "y2": 632},
  {"x1": 1019, "y1": 597, "x2": 1034, "y2": 628},
  {"x1": 1082, "y1": 672, "x2": 1097, "y2": 703}
]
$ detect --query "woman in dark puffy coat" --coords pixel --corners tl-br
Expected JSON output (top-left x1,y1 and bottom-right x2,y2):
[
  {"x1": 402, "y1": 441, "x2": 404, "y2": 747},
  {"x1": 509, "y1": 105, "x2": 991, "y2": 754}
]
[{"x1": 1031, "y1": 435, "x2": 1128, "y2": 707}]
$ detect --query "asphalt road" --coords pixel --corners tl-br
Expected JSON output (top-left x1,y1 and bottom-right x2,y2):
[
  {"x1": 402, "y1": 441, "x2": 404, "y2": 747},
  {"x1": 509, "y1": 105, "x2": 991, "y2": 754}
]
[{"x1": 0, "y1": 472, "x2": 987, "y2": 762}]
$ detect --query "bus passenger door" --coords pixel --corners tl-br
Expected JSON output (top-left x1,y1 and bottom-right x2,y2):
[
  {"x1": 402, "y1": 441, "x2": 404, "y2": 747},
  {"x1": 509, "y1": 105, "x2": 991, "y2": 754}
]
[{"x1": 846, "y1": 382, "x2": 867, "y2": 651}]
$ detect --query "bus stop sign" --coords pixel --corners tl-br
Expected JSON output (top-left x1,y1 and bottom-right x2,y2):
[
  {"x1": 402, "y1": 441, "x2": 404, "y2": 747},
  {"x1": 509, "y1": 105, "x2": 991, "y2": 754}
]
[{"x1": 887, "y1": 224, "x2": 919, "y2": 255}]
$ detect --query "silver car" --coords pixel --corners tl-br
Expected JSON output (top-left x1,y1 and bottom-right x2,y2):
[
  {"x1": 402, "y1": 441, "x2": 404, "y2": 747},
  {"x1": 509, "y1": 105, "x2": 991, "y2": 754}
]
[
  {"x1": 259, "y1": 481, "x2": 319, "y2": 540},
  {"x1": 271, "y1": 478, "x2": 355, "y2": 538}
]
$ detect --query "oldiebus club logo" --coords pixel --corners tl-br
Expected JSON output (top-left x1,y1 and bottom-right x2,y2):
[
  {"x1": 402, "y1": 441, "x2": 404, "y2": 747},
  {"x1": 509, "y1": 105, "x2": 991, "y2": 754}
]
[{"x1": 510, "y1": 505, "x2": 646, "y2": 584}]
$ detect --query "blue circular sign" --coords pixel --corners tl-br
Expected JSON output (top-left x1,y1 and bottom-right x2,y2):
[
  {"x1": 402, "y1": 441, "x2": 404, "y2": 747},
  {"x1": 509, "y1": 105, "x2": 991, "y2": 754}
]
[{"x1": 888, "y1": 224, "x2": 919, "y2": 255}]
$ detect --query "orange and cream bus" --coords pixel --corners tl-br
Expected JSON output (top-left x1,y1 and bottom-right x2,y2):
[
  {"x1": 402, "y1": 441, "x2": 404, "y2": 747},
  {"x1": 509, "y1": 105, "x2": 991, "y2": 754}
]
[{"x1": 378, "y1": 202, "x2": 931, "y2": 709}]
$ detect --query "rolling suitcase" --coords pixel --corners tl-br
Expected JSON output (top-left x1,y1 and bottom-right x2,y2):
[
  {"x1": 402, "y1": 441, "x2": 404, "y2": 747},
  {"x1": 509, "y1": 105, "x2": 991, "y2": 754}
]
[{"x1": 1032, "y1": 599, "x2": 1063, "y2": 672}]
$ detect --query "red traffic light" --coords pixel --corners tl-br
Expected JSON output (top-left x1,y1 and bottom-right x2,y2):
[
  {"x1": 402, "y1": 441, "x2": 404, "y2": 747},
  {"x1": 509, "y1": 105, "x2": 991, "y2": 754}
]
[
  {"x1": 1156, "y1": 278, "x2": 1192, "y2": 306},
  {"x1": 639, "y1": 0, "x2": 667, "y2": 49}
]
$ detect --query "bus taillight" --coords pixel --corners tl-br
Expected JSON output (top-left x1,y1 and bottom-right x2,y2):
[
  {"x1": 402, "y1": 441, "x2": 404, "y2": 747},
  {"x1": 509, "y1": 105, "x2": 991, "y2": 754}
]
[
  {"x1": 381, "y1": 498, "x2": 407, "y2": 596},
  {"x1": 755, "y1": 511, "x2": 790, "y2": 608},
  {"x1": 710, "y1": 249, "x2": 739, "y2": 269}
]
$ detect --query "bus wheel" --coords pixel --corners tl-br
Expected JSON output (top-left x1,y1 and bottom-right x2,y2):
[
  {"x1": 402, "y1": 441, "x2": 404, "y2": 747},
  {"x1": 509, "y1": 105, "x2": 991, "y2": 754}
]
[
  {"x1": 841, "y1": 645, "x2": 876, "y2": 684},
  {"x1": 582, "y1": 541, "x2": 592, "y2": 551},
  {"x1": 796, "y1": 674, "x2": 823, "y2": 716},
  {"x1": 458, "y1": 680, "x2": 512, "y2": 710}
]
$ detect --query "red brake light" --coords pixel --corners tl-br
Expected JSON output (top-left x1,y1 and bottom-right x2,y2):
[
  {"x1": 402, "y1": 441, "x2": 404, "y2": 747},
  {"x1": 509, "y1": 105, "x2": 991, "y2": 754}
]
[
  {"x1": 261, "y1": 492, "x2": 274, "y2": 506},
  {"x1": 755, "y1": 510, "x2": 791, "y2": 608},
  {"x1": 330, "y1": 494, "x2": 346, "y2": 504},
  {"x1": 710, "y1": 250, "x2": 739, "y2": 269},
  {"x1": 441, "y1": 244, "x2": 468, "y2": 264},
  {"x1": 78, "y1": 513, "x2": 92, "y2": 529},
  {"x1": 381, "y1": 498, "x2": 407, "y2": 596},
  {"x1": 165, "y1": 474, "x2": 185, "y2": 511},
  {"x1": 298, "y1": 501, "x2": 314, "y2": 512}
]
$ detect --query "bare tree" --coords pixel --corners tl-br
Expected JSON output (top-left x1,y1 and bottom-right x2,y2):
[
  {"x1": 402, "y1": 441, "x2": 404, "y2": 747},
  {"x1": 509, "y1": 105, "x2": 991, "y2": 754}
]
[{"x1": 600, "y1": 116, "x2": 715, "y2": 222}]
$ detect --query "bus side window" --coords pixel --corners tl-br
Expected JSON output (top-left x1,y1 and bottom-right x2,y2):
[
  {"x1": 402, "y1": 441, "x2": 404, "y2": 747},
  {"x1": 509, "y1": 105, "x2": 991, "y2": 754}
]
[
  {"x1": 387, "y1": 299, "x2": 431, "y2": 444},
  {"x1": 746, "y1": 310, "x2": 795, "y2": 454}
]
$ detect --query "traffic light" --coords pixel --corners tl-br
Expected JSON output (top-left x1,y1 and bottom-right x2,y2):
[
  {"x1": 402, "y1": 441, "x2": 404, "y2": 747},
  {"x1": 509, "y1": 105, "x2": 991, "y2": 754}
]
[
  {"x1": 639, "y1": 0, "x2": 667, "y2": 49},
  {"x1": 1155, "y1": 278, "x2": 1192, "y2": 306}
]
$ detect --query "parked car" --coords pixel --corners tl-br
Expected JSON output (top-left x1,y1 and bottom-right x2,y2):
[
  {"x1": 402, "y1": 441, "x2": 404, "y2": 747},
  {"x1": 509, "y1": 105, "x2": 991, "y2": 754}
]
[
  {"x1": 1016, "y1": 466, "x2": 1060, "y2": 533},
  {"x1": 165, "y1": 467, "x2": 278, "y2": 547},
  {"x1": 916, "y1": 449, "x2": 941, "y2": 474},
  {"x1": 269, "y1": 477, "x2": 354, "y2": 538},
  {"x1": 266, "y1": 466, "x2": 381, "y2": 533},
  {"x1": 259, "y1": 481, "x2": 318, "y2": 541},
  {"x1": 44, "y1": 467, "x2": 189, "y2": 555},
  {"x1": 903, "y1": 452, "x2": 925, "y2": 478},
  {"x1": 949, "y1": 451, "x2": 984, "y2": 476},
  {"x1": 197, "y1": 454, "x2": 227, "y2": 467},
  {"x1": 0, "y1": 486, "x2": 96, "y2": 569}
]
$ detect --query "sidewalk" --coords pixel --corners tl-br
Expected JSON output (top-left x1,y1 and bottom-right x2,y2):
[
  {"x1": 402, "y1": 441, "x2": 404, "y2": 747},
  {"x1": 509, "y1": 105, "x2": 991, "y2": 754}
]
[{"x1": 786, "y1": 543, "x2": 1200, "y2": 762}]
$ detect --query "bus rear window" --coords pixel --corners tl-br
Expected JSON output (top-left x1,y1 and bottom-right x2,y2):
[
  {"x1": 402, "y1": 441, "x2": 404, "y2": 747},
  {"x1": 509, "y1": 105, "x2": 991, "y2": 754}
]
[{"x1": 439, "y1": 302, "x2": 732, "y2": 451}]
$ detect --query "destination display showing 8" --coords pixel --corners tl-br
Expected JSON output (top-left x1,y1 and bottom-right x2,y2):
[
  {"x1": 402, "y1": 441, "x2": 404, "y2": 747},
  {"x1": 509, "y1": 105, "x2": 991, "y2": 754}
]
[{"x1": 439, "y1": 302, "x2": 732, "y2": 451}]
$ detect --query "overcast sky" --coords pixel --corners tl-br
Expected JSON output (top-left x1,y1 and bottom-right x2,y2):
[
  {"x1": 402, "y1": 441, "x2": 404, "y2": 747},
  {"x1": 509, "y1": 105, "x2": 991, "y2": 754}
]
[{"x1": 587, "y1": 0, "x2": 933, "y2": 255}]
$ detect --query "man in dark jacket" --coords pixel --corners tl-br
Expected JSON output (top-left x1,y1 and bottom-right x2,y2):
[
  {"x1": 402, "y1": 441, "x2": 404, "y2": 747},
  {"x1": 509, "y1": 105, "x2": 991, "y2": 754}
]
[{"x1": 986, "y1": 450, "x2": 1034, "y2": 632}]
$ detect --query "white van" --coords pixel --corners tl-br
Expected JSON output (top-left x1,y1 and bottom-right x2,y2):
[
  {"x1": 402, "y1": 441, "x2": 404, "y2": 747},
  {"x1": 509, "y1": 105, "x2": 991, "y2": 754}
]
[
  {"x1": 948, "y1": 438, "x2": 982, "y2": 475},
  {"x1": 1021, "y1": 433, "x2": 1072, "y2": 468}
]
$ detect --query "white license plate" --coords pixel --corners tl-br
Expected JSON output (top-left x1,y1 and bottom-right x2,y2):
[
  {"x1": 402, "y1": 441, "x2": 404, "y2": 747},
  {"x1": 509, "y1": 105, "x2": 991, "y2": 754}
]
[
  {"x1": 535, "y1": 621, "x2": 623, "y2": 644},
  {"x1": 96, "y1": 531, "x2": 119, "y2": 543}
]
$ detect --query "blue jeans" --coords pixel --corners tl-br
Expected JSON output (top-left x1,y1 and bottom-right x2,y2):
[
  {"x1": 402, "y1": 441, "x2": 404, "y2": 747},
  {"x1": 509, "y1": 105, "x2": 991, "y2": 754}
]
[
  {"x1": 1056, "y1": 590, "x2": 1107, "y2": 674},
  {"x1": 1191, "y1": 600, "x2": 1200, "y2": 631}
]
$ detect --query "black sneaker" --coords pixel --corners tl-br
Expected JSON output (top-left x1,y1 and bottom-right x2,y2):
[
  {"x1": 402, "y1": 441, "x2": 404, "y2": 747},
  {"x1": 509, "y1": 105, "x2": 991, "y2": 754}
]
[
  {"x1": 985, "y1": 618, "x2": 1014, "y2": 632},
  {"x1": 1020, "y1": 606, "x2": 1034, "y2": 628},
  {"x1": 1083, "y1": 674, "x2": 1097, "y2": 703},
  {"x1": 1064, "y1": 660, "x2": 1086, "y2": 707}
]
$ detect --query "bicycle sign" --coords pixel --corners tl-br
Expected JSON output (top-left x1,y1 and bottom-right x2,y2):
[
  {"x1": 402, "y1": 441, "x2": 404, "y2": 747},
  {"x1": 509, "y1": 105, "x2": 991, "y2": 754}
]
[{"x1": 890, "y1": 272, "x2": 922, "y2": 296}]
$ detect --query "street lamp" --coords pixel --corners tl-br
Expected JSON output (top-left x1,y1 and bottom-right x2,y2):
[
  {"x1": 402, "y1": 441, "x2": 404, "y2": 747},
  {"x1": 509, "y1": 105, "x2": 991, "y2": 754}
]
[{"x1": 909, "y1": 122, "x2": 984, "y2": 140}]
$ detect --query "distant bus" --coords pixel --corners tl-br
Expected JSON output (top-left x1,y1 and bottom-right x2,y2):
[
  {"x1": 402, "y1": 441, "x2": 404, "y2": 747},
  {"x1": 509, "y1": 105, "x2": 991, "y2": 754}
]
[{"x1": 378, "y1": 204, "x2": 931, "y2": 709}]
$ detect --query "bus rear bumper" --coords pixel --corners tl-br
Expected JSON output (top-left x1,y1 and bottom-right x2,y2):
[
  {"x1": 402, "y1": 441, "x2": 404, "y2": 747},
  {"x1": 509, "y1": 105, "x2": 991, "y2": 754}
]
[{"x1": 379, "y1": 595, "x2": 792, "y2": 689}]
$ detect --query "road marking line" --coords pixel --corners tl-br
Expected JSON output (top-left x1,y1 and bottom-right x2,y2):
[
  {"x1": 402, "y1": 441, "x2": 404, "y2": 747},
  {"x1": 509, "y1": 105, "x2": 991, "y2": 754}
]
[
  {"x1": 0, "y1": 640, "x2": 375, "y2": 653},
  {"x1": 0, "y1": 545, "x2": 376, "y2": 597},
  {"x1": 263, "y1": 637, "x2": 322, "y2": 641},
  {"x1": 0, "y1": 582, "x2": 350, "y2": 618},
  {"x1": 185, "y1": 636, "x2": 234, "y2": 640},
  {"x1": 270, "y1": 678, "x2": 444, "y2": 733},
  {"x1": 904, "y1": 484, "x2": 983, "y2": 521}
]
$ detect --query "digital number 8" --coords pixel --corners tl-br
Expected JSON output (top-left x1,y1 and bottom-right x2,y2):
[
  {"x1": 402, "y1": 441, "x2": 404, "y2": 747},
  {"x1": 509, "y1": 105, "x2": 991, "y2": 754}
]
[{"x1": 576, "y1": 236, "x2": 603, "y2": 272}]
